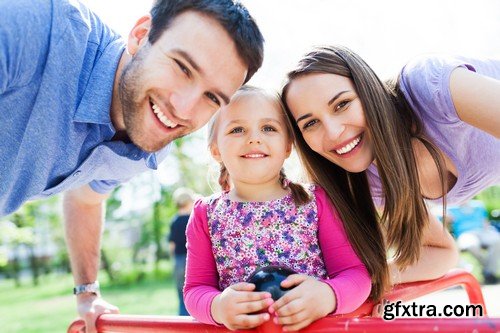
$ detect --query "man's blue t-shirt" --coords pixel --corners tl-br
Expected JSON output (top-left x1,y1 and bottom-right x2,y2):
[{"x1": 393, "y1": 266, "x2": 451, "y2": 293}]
[{"x1": 0, "y1": 0, "x2": 170, "y2": 216}]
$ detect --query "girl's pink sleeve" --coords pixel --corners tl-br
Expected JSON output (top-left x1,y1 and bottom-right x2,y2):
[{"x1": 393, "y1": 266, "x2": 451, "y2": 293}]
[
  {"x1": 315, "y1": 186, "x2": 372, "y2": 314},
  {"x1": 184, "y1": 198, "x2": 221, "y2": 325}
]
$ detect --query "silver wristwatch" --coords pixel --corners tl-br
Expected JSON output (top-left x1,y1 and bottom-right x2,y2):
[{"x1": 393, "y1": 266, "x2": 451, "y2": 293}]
[{"x1": 73, "y1": 281, "x2": 100, "y2": 296}]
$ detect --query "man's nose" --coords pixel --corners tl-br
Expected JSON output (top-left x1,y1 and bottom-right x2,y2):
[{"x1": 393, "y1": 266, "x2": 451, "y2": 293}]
[{"x1": 170, "y1": 89, "x2": 200, "y2": 119}]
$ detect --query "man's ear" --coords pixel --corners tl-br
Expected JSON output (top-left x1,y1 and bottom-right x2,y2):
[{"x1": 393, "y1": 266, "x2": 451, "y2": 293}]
[
  {"x1": 210, "y1": 144, "x2": 222, "y2": 163},
  {"x1": 127, "y1": 15, "x2": 152, "y2": 56}
]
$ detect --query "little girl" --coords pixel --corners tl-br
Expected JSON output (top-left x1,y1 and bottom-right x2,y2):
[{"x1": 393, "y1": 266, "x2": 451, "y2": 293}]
[{"x1": 184, "y1": 86, "x2": 375, "y2": 331}]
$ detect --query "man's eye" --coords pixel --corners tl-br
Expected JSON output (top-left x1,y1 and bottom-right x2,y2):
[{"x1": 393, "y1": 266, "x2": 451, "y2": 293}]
[
  {"x1": 302, "y1": 119, "x2": 318, "y2": 130},
  {"x1": 175, "y1": 59, "x2": 190, "y2": 77},
  {"x1": 262, "y1": 125, "x2": 277, "y2": 132},
  {"x1": 229, "y1": 127, "x2": 244, "y2": 134},
  {"x1": 205, "y1": 92, "x2": 221, "y2": 106}
]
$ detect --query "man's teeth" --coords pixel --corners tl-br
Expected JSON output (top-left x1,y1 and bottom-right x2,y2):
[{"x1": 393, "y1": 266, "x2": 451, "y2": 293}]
[
  {"x1": 335, "y1": 136, "x2": 361, "y2": 155},
  {"x1": 244, "y1": 154, "x2": 266, "y2": 158},
  {"x1": 152, "y1": 102, "x2": 178, "y2": 128}
]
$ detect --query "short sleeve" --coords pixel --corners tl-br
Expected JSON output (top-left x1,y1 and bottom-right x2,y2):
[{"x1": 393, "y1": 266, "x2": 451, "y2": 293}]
[
  {"x1": 89, "y1": 179, "x2": 122, "y2": 194},
  {"x1": 399, "y1": 55, "x2": 477, "y2": 124},
  {"x1": 0, "y1": 0, "x2": 53, "y2": 93}
]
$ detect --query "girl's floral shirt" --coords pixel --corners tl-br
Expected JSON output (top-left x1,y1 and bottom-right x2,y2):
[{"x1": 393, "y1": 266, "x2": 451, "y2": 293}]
[{"x1": 206, "y1": 185, "x2": 327, "y2": 290}]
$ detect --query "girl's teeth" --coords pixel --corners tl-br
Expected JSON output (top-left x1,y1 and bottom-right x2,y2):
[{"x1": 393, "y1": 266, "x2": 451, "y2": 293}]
[
  {"x1": 335, "y1": 136, "x2": 361, "y2": 155},
  {"x1": 151, "y1": 102, "x2": 178, "y2": 128}
]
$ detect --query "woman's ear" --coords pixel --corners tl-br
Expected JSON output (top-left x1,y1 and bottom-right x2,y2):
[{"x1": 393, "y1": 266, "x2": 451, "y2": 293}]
[{"x1": 126, "y1": 15, "x2": 152, "y2": 56}]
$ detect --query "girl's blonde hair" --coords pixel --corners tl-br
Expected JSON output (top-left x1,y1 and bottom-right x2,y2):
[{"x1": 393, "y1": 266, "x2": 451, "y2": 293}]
[{"x1": 207, "y1": 85, "x2": 311, "y2": 206}]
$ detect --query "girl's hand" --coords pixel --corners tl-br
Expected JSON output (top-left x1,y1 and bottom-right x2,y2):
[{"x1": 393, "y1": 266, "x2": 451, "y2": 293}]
[
  {"x1": 211, "y1": 282, "x2": 274, "y2": 330},
  {"x1": 269, "y1": 274, "x2": 336, "y2": 331}
]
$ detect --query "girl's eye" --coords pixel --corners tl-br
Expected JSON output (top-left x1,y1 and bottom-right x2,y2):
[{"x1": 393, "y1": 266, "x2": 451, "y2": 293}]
[
  {"x1": 229, "y1": 127, "x2": 244, "y2": 134},
  {"x1": 262, "y1": 125, "x2": 277, "y2": 132},
  {"x1": 174, "y1": 59, "x2": 190, "y2": 77},
  {"x1": 205, "y1": 92, "x2": 221, "y2": 106},
  {"x1": 302, "y1": 119, "x2": 318, "y2": 130}
]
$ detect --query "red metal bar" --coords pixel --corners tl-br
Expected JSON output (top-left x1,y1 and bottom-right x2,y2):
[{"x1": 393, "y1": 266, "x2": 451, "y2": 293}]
[
  {"x1": 67, "y1": 269, "x2": 490, "y2": 333},
  {"x1": 68, "y1": 316, "x2": 500, "y2": 333},
  {"x1": 383, "y1": 269, "x2": 487, "y2": 314}
]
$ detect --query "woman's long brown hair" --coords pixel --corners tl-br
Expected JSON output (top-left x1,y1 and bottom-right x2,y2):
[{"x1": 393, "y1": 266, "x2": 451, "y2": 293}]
[{"x1": 281, "y1": 46, "x2": 447, "y2": 301}]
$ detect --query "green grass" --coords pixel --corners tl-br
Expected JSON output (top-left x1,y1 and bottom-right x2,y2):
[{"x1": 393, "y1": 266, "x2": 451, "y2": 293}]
[{"x1": 0, "y1": 271, "x2": 179, "y2": 333}]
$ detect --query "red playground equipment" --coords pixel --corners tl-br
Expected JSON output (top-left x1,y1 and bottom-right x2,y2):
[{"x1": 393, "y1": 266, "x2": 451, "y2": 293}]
[{"x1": 67, "y1": 269, "x2": 500, "y2": 332}]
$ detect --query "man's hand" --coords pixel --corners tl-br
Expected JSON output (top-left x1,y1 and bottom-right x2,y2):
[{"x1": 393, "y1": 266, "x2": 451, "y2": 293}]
[
  {"x1": 269, "y1": 274, "x2": 336, "y2": 331},
  {"x1": 77, "y1": 293, "x2": 119, "y2": 333},
  {"x1": 211, "y1": 282, "x2": 273, "y2": 330}
]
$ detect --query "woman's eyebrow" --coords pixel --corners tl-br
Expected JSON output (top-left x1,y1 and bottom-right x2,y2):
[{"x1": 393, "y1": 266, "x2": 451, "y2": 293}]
[
  {"x1": 328, "y1": 90, "x2": 349, "y2": 106},
  {"x1": 296, "y1": 113, "x2": 312, "y2": 123}
]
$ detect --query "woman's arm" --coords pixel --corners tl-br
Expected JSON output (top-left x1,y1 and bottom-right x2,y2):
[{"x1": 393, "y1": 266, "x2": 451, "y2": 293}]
[
  {"x1": 391, "y1": 211, "x2": 459, "y2": 284},
  {"x1": 450, "y1": 67, "x2": 500, "y2": 138}
]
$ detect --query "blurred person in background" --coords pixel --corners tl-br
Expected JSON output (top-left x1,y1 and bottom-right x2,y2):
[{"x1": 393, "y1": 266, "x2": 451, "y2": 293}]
[
  {"x1": 447, "y1": 200, "x2": 500, "y2": 284},
  {"x1": 168, "y1": 187, "x2": 196, "y2": 315}
]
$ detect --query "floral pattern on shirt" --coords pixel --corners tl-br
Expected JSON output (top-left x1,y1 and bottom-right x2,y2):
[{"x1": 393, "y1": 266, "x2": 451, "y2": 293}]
[{"x1": 207, "y1": 185, "x2": 327, "y2": 290}]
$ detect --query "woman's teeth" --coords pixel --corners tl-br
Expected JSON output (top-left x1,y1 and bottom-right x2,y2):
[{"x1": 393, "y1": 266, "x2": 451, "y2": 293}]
[
  {"x1": 152, "y1": 102, "x2": 178, "y2": 128},
  {"x1": 335, "y1": 136, "x2": 361, "y2": 155}
]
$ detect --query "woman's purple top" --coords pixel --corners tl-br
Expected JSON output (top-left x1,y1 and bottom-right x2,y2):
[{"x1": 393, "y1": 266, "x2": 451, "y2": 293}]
[{"x1": 368, "y1": 55, "x2": 500, "y2": 206}]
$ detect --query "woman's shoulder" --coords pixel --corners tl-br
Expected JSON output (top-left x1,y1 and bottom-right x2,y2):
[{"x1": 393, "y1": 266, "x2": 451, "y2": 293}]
[{"x1": 399, "y1": 54, "x2": 478, "y2": 124}]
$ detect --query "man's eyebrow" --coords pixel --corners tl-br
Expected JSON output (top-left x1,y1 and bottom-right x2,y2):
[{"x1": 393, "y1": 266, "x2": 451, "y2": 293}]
[
  {"x1": 328, "y1": 90, "x2": 349, "y2": 106},
  {"x1": 172, "y1": 48, "x2": 230, "y2": 105},
  {"x1": 173, "y1": 49, "x2": 202, "y2": 74}
]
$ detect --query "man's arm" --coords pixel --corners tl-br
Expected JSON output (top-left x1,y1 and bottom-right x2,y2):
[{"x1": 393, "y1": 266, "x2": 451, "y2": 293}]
[
  {"x1": 63, "y1": 184, "x2": 119, "y2": 333},
  {"x1": 390, "y1": 211, "x2": 459, "y2": 284}
]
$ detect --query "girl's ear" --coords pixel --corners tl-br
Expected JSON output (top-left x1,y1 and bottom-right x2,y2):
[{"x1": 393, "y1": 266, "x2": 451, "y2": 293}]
[
  {"x1": 127, "y1": 15, "x2": 152, "y2": 56},
  {"x1": 285, "y1": 141, "x2": 293, "y2": 158},
  {"x1": 210, "y1": 144, "x2": 223, "y2": 163}
]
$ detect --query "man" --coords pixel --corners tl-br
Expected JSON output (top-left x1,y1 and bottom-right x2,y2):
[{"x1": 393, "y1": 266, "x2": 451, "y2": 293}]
[
  {"x1": 0, "y1": 0, "x2": 264, "y2": 331},
  {"x1": 168, "y1": 187, "x2": 196, "y2": 316}
]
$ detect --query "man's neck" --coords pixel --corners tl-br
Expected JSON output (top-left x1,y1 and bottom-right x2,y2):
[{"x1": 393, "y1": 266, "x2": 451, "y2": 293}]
[{"x1": 109, "y1": 50, "x2": 131, "y2": 134}]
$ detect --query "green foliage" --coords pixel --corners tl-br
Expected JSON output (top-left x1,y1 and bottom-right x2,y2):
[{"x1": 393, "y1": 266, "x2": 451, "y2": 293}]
[
  {"x1": 0, "y1": 270, "x2": 178, "y2": 333},
  {"x1": 474, "y1": 186, "x2": 500, "y2": 218}
]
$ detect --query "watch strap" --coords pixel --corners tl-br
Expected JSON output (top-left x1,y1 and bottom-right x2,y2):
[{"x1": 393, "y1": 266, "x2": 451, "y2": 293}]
[{"x1": 73, "y1": 281, "x2": 100, "y2": 296}]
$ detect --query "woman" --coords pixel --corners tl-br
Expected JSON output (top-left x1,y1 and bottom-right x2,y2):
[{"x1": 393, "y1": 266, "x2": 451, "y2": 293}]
[{"x1": 281, "y1": 45, "x2": 500, "y2": 285}]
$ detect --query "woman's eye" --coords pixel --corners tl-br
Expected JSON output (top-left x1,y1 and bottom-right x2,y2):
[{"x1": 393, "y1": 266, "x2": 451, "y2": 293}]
[
  {"x1": 229, "y1": 127, "x2": 244, "y2": 134},
  {"x1": 336, "y1": 100, "x2": 350, "y2": 111},
  {"x1": 262, "y1": 125, "x2": 277, "y2": 132},
  {"x1": 205, "y1": 92, "x2": 221, "y2": 106},
  {"x1": 302, "y1": 119, "x2": 318, "y2": 130}
]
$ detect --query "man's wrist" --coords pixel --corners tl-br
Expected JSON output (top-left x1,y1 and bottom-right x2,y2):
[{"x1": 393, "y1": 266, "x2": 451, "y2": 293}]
[{"x1": 73, "y1": 281, "x2": 101, "y2": 296}]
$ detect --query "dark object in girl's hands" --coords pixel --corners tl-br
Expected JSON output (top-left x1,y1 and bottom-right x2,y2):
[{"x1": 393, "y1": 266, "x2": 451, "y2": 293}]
[{"x1": 247, "y1": 265, "x2": 297, "y2": 301}]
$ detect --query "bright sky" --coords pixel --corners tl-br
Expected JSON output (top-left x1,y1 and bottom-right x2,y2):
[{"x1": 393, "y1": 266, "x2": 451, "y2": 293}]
[{"x1": 80, "y1": 0, "x2": 500, "y2": 209}]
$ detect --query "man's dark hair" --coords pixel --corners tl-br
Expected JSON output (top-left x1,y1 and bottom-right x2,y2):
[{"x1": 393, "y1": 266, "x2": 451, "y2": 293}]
[{"x1": 149, "y1": 0, "x2": 264, "y2": 83}]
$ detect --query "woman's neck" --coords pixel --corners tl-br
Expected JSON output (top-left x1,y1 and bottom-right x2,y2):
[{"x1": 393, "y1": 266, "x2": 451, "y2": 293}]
[
  {"x1": 411, "y1": 138, "x2": 457, "y2": 200},
  {"x1": 229, "y1": 177, "x2": 289, "y2": 202}
]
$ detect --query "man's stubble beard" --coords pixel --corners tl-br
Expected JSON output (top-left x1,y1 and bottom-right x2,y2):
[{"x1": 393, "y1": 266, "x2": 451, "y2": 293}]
[{"x1": 118, "y1": 48, "x2": 186, "y2": 153}]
